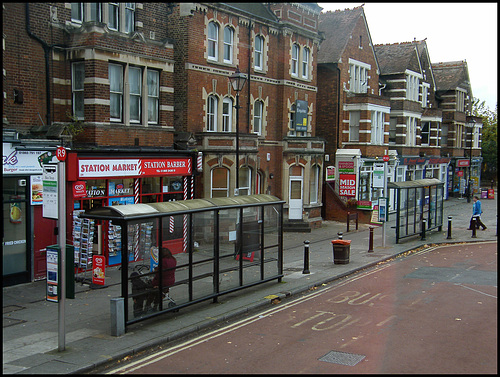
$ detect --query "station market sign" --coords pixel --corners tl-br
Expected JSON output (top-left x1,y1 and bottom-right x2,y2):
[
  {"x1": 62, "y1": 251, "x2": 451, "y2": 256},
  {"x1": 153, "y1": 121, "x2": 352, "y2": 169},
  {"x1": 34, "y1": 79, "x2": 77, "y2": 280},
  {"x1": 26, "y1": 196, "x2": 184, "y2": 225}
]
[{"x1": 78, "y1": 158, "x2": 192, "y2": 179}]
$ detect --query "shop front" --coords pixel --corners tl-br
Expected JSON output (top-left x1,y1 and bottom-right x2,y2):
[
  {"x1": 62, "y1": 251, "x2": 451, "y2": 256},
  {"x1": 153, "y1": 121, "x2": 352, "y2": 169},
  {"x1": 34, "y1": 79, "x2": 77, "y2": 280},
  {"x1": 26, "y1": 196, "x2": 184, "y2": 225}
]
[{"x1": 66, "y1": 151, "x2": 197, "y2": 270}]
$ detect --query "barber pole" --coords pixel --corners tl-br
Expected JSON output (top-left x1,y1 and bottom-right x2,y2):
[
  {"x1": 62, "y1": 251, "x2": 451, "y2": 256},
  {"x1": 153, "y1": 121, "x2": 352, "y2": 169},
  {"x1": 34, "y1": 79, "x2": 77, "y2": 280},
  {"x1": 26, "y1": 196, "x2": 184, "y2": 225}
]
[
  {"x1": 197, "y1": 152, "x2": 203, "y2": 172},
  {"x1": 134, "y1": 178, "x2": 140, "y2": 204},
  {"x1": 169, "y1": 216, "x2": 174, "y2": 233},
  {"x1": 183, "y1": 177, "x2": 188, "y2": 253}
]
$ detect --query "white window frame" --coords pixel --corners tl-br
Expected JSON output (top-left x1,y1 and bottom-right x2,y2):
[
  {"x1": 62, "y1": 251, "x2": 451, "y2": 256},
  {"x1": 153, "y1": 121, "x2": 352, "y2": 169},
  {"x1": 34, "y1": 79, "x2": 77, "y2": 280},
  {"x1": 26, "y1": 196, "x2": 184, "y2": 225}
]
[
  {"x1": 407, "y1": 117, "x2": 417, "y2": 146},
  {"x1": 223, "y1": 26, "x2": 233, "y2": 64},
  {"x1": 125, "y1": 3, "x2": 135, "y2": 33},
  {"x1": 222, "y1": 97, "x2": 232, "y2": 132},
  {"x1": 108, "y1": 3, "x2": 119, "y2": 31},
  {"x1": 239, "y1": 167, "x2": 252, "y2": 196},
  {"x1": 109, "y1": 63, "x2": 123, "y2": 122},
  {"x1": 421, "y1": 121, "x2": 430, "y2": 145},
  {"x1": 71, "y1": 3, "x2": 84, "y2": 23},
  {"x1": 208, "y1": 21, "x2": 219, "y2": 61},
  {"x1": 253, "y1": 100, "x2": 263, "y2": 135},
  {"x1": 301, "y1": 47, "x2": 309, "y2": 79},
  {"x1": 207, "y1": 95, "x2": 218, "y2": 132},
  {"x1": 456, "y1": 89, "x2": 466, "y2": 112},
  {"x1": 291, "y1": 44, "x2": 299, "y2": 77},
  {"x1": 349, "y1": 111, "x2": 360, "y2": 141},
  {"x1": 370, "y1": 111, "x2": 384, "y2": 145},
  {"x1": 421, "y1": 83, "x2": 429, "y2": 108},
  {"x1": 89, "y1": 3, "x2": 102, "y2": 22},
  {"x1": 310, "y1": 165, "x2": 319, "y2": 204},
  {"x1": 406, "y1": 73, "x2": 419, "y2": 101},
  {"x1": 72, "y1": 61, "x2": 85, "y2": 120},
  {"x1": 349, "y1": 59, "x2": 370, "y2": 93},
  {"x1": 254, "y1": 35, "x2": 263, "y2": 70},
  {"x1": 129, "y1": 66, "x2": 142, "y2": 123},
  {"x1": 147, "y1": 69, "x2": 159, "y2": 125}
]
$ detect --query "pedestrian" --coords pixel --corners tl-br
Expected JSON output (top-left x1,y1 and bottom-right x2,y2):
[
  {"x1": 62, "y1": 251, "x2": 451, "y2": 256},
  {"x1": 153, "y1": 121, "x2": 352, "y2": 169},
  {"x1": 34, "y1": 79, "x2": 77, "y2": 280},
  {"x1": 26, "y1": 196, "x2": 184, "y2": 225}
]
[
  {"x1": 149, "y1": 247, "x2": 177, "y2": 310},
  {"x1": 468, "y1": 196, "x2": 487, "y2": 230}
]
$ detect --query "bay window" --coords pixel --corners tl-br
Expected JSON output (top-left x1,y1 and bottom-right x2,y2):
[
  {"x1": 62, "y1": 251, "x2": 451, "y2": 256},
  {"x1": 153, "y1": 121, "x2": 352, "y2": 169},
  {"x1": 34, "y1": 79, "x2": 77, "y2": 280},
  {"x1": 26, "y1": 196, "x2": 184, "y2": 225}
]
[{"x1": 349, "y1": 111, "x2": 360, "y2": 141}]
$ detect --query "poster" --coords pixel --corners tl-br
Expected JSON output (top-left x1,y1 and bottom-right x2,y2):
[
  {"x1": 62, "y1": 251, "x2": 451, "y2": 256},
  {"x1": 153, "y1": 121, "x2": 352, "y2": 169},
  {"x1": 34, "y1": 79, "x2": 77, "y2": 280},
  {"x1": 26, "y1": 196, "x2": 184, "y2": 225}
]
[
  {"x1": 31, "y1": 175, "x2": 43, "y2": 205},
  {"x1": 92, "y1": 255, "x2": 105, "y2": 285},
  {"x1": 46, "y1": 248, "x2": 58, "y2": 302},
  {"x1": 372, "y1": 163, "x2": 385, "y2": 188},
  {"x1": 339, "y1": 174, "x2": 356, "y2": 197}
]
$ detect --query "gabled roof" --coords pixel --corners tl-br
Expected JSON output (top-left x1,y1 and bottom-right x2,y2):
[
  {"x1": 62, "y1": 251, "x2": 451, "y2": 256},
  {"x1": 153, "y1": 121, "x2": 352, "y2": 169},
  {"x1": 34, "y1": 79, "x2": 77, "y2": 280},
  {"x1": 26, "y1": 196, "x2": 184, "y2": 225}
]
[
  {"x1": 374, "y1": 41, "x2": 421, "y2": 75},
  {"x1": 413, "y1": 39, "x2": 437, "y2": 90},
  {"x1": 432, "y1": 60, "x2": 471, "y2": 93},
  {"x1": 318, "y1": 5, "x2": 379, "y2": 71},
  {"x1": 223, "y1": 3, "x2": 279, "y2": 22}
]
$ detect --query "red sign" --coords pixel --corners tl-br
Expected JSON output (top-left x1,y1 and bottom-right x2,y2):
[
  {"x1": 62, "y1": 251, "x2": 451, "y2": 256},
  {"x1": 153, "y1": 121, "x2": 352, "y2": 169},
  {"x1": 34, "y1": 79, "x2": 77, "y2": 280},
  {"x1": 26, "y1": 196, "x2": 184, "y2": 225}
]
[
  {"x1": 73, "y1": 181, "x2": 87, "y2": 198},
  {"x1": 56, "y1": 147, "x2": 67, "y2": 161},
  {"x1": 383, "y1": 155, "x2": 390, "y2": 162},
  {"x1": 339, "y1": 174, "x2": 356, "y2": 197},
  {"x1": 457, "y1": 159, "x2": 470, "y2": 167},
  {"x1": 78, "y1": 158, "x2": 192, "y2": 179},
  {"x1": 92, "y1": 255, "x2": 106, "y2": 285},
  {"x1": 457, "y1": 171, "x2": 464, "y2": 177}
]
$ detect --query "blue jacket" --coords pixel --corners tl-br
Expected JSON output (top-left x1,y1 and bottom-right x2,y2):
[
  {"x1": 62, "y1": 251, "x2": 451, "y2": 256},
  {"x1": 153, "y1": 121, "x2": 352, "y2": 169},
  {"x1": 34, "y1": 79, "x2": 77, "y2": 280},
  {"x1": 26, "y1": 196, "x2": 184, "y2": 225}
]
[{"x1": 472, "y1": 200, "x2": 482, "y2": 216}]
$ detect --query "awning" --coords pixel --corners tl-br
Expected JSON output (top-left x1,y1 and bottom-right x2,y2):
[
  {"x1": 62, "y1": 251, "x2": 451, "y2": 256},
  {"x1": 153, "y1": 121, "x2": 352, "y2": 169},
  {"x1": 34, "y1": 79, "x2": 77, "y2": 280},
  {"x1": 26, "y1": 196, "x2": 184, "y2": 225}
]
[{"x1": 387, "y1": 178, "x2": 443, "y2": 189}]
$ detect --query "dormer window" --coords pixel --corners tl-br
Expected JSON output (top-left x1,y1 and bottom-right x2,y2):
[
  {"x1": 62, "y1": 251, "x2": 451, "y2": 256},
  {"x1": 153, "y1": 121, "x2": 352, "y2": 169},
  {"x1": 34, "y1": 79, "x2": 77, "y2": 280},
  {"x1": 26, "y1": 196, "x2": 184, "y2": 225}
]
[{"x1": 406, "y1": 72, "x2": 420, "y2": 102}]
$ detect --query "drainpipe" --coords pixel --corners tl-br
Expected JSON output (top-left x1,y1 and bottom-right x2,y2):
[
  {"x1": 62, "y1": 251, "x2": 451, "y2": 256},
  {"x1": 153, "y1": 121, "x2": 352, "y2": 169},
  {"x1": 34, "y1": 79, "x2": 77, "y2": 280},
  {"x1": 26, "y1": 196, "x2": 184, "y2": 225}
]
[
  {"x1": 247, "y1": 19, "x2": 252, "y2": 133},
  {"x1": 26, "y1": 3, "x2": 52, "y2": 127},
  {"x1": 336, "y1": 64, "x2": 341, "y2": 150}
]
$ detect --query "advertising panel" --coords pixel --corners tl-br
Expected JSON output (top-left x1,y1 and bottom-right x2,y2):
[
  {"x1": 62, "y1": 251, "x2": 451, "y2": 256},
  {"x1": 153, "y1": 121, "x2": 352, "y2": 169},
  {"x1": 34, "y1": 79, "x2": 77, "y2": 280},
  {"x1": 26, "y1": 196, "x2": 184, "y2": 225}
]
[{"x1": 339, "y1": 174, "x2": 356, "y2": 197}]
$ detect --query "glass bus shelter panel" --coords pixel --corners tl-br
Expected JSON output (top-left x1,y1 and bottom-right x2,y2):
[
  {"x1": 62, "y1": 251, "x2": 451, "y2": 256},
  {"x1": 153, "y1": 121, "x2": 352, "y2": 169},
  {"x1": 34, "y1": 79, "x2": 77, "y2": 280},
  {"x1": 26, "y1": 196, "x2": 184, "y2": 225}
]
[
  {"x1": 218, "y1": 208, "x2": 241, "y2": 293},
  {"x1": 161, "y1": 214, "x2": 185, "y2": 255}
]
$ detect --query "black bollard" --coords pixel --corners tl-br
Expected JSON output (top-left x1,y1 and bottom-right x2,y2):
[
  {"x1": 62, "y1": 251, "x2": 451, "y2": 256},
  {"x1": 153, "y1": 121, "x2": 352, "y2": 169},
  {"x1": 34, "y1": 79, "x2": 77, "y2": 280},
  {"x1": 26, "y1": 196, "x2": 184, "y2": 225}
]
[
  {"x1": 302, "y1": 240, "x2": 310, "y2": 274},
  {"x1": 447, "y1": 216, "x2": 452, "y2": 239},
  {"x1": 421, "y1": 219, "x2": 427, "y2": 240},
  {"x1": 471, "y1": 216, "x2": 477, "y2": 238},
  {"x1": 368, "y1": 226, "x2": 374, "y2": 252},
  {"x1": 337, "y1": 232, "x2": 343, "y2": 240}
]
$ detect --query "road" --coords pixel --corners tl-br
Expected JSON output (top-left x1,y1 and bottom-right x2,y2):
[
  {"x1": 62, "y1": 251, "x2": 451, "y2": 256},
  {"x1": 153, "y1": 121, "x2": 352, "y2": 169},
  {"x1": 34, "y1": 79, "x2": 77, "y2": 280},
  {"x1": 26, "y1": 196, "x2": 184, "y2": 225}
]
[{"x1": 100, "y1": 241, "x2": 497, "y2": 374}]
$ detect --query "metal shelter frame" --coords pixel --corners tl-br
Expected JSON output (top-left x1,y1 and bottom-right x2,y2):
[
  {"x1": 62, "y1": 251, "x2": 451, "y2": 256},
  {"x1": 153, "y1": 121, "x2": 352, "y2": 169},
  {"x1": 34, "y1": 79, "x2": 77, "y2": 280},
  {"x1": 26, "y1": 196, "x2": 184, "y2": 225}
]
[
  {"x1": 81, "y1": 194, "x2": 284, "y2": 327},
  {"x1": 388, "y1": 179, "x2": 445, "y2": 244}
]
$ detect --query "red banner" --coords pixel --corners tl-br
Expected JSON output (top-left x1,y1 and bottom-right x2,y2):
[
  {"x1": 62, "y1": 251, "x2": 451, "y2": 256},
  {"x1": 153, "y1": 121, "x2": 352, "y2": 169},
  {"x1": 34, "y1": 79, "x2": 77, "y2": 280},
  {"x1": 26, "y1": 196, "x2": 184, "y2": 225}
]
[
  {"x1": 457, "y1": 159, "x2": 470, "y2": 167},
  {"x1": 92, "y1": 255, "x2": 106, "y2": 285}
]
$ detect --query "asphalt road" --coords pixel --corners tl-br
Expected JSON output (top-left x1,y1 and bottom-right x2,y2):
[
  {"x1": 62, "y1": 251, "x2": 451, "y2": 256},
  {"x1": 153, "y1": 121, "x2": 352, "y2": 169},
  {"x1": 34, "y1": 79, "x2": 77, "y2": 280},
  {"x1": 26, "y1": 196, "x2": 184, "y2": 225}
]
[{"x1": 97, "y1": 241, "x2": 498, "y2": 374}]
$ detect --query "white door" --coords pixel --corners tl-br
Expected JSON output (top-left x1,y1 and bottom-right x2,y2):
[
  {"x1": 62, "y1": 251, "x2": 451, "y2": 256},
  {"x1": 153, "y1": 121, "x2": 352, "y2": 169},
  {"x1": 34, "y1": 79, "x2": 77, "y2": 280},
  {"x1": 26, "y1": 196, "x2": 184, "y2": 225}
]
[{"x1": 289, "y1": 177, "x2": 303, "y2": 220}]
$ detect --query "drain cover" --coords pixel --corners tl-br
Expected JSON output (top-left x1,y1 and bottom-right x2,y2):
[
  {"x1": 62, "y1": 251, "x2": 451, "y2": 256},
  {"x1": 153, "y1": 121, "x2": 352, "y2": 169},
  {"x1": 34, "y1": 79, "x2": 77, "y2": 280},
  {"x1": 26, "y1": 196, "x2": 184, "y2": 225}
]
[{"x1": 319, "y1": 350, "x2": 365, "y2": 366}]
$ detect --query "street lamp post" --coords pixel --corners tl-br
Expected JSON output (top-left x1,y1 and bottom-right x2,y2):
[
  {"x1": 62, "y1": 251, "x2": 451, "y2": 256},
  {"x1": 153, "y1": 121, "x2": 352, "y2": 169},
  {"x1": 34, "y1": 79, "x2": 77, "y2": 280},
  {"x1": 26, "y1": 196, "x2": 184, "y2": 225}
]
[
  {"x1": 229, "y1": 67, "x2": 247, "y2": 196},
  {"x1": 467, "y1": 118, "x2": 475, "y2": 203}
]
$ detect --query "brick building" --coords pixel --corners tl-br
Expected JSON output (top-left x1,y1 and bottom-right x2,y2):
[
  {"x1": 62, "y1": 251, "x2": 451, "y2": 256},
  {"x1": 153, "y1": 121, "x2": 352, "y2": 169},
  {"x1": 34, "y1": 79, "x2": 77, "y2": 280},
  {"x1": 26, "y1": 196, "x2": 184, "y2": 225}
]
[{"x1": 166, "y1": 3, "x2": 325, "y2": 229}]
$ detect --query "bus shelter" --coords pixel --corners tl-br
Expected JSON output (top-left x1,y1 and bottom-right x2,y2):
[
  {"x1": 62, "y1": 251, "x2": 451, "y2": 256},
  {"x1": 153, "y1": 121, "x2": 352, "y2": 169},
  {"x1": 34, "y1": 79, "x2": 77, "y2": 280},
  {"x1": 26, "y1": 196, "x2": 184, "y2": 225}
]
[
  {"x1": 388, "y1": 179, "x2": 444, "y2": 244},
  {"x1": 81, "y1": 194, "x2": 284, "y2": 327}
]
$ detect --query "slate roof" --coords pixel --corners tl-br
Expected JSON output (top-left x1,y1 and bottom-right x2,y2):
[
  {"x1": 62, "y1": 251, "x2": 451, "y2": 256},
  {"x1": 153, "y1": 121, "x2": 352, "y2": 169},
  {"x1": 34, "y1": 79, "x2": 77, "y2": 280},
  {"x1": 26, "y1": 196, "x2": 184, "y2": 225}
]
[
  {"x1": 317, "y1": 6, "x2": 364, "y2": 64},
  {"x1": 374, "y1": 41, "x2": 421, "y2": 75},
  {"x1": 432, "y1": 60, "x2": 471, "y2": 92},
  {"x1": 223, "y1": 3, "x2": 278, "y2": 22}
]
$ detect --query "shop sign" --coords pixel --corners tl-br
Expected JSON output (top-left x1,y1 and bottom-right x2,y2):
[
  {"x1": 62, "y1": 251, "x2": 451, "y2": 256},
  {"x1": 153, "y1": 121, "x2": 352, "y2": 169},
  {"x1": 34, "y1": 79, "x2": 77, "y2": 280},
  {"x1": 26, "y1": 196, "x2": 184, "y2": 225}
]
[
  {"x1": 73, "y1": 181, "x2": 87, "y2": 198},
  {"x1": 372, "y1": 163, "x2": 385, "y2": 188},
  {"x1": 31, "y1": 175, "x2": 43, "y2": 205},
  {"x1": 457, "y1": 159, "x2": 470, "y2": 167},
  {"x1": 3, "y1": 143, "x2": 58, "y2": 175},
  {"x1": 338, "y1": 161, "x2": 355, "y2": 173},
  {"x1": 92, "y1": 255, "x2": 105, "y2": 285},
  {"x1": 457, "y1": 171, "x2": 464, "y2": 177},
  {"x1": 78, "y1": 158, "x2": 192, "y2": 178},
  {"x1": 400, "y1": 157, "x2": 427, "y2": 165},
  {"x1": 294, "y1": 100, "x2": 308, "y2": 132},
  {"x1": 326, "y1": 166, "x2": 335, "y2": 181},
  {"x1": 339, "y1": 174, "x2": 356, "y2": 196},
  {"x1": 46, "y1": 248, "x2": 58, "y2": 302}
]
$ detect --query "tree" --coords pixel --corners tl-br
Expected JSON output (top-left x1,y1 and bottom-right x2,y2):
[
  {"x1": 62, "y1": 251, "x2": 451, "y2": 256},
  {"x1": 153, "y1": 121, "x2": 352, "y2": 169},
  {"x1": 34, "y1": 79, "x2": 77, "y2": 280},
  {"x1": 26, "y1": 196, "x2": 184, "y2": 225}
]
[{"x1": 473, "y1": 99, "x2": 498, "y2": 182}]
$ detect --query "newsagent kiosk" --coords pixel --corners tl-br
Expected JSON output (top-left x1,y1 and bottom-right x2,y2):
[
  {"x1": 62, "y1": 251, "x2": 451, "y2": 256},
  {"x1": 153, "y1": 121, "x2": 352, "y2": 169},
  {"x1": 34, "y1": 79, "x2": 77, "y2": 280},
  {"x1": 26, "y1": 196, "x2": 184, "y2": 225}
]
[{"x1": 81, "y1": 194, "x2": 284, "y2": 326}]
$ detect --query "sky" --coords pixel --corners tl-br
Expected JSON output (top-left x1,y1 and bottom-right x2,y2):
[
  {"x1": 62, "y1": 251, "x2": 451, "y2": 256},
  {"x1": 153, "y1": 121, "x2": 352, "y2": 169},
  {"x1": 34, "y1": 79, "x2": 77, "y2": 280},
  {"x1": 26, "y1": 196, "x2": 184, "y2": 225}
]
[{"x1": 318, "y1": 3, "x2": 498, "y2": 111}]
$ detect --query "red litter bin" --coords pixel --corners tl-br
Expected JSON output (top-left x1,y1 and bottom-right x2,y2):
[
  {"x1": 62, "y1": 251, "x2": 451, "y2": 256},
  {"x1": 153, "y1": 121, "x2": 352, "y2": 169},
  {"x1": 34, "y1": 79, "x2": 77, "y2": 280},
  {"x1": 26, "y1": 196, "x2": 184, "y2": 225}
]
[{"x1": 331, "y1": 239, "x2": 351, "y2": 264}]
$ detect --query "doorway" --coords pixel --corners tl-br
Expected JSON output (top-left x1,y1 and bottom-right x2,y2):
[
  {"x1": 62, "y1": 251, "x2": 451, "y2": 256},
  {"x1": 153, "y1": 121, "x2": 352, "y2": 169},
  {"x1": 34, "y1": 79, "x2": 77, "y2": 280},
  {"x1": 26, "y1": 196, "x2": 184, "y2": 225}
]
[{"x1": 289, "y1": 177, "x2": 303, "y2": 220}]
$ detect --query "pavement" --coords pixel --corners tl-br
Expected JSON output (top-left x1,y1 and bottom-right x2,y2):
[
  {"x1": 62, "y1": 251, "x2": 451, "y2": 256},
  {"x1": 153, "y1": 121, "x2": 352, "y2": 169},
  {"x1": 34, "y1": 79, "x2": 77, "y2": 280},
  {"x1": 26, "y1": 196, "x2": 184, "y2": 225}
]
[{"x1": 3, "y1": 192, "x2": 498, "y2": 374}]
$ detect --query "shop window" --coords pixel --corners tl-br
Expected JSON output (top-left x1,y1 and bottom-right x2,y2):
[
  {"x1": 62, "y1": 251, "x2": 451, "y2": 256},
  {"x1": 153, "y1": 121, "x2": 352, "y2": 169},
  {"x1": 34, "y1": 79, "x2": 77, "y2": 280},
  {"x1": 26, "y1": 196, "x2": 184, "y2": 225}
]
[
  {"x1": 72, "y1": 61, "x2": 85, "y2": 120},
  {"x1": 211, "y1": 167, "x2": 229, "y2": 198},
  {"x1": 141, "y1": 177, "x2": 161, "y2": 194},
  {"x1": 108, "y1": 179, "x2": 134, "y2": 205}
]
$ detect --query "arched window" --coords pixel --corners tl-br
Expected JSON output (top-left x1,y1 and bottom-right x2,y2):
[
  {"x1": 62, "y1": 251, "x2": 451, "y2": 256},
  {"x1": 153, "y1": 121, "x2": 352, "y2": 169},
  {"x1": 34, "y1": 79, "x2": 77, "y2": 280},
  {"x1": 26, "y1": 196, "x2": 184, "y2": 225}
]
[
  {"x1": 253, "y1": 100, "x2": 263, "y2": 135},
  {"x1": 207, "y1": 95, "x2": 218, "y2": 132},
  {"x1": 208, "y1": 22, "x2": 219, "y2": 61},
  {"x1": 239, "y1": 167, "x2": 252, "y2": 196},
  {"x1": 223, "y1": 26, "x2": 234, "y2": 64},
  {"x1": 222, "y1": 97, "x2": 233, "y2": 132},
  {"x1": 211, "y1": 167, "x2": 229, "y2": 198},
  {"x1": 302, "y1": 47, "x2": 310, "y2": 79}
]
